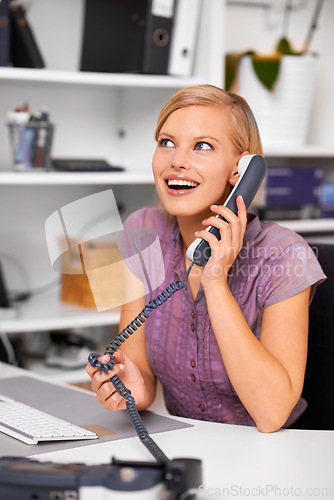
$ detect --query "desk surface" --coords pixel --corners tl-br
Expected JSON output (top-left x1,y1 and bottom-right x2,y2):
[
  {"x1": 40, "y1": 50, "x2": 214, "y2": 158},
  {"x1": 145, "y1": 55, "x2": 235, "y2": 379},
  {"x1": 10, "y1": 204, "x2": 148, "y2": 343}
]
[{"x1": 1, "y1": 362, "x2": 333, "y2": 499}]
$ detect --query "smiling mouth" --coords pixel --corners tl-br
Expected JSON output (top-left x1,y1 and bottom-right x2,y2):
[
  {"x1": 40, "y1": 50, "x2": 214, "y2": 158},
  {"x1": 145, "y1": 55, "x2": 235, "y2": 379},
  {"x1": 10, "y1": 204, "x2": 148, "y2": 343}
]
[{"x1": 166, "y1": 179, "x2": 199, "y2": 190}]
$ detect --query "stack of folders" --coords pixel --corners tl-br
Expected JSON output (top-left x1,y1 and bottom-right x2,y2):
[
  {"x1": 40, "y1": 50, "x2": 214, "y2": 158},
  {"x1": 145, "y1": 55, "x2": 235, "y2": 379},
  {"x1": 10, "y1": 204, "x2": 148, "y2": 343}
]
[{"x1": 80, "y1": 0, "x2": 202, "y2": 77}]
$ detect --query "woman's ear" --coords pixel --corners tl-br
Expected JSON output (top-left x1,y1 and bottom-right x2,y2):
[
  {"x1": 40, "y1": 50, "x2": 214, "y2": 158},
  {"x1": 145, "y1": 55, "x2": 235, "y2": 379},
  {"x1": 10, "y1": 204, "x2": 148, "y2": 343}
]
[
  {"x1": 229, "y1": 150, "x2": 250, "y2": 186},
  {"x1": 229, "y1": 169, "x2": 239, "y2": 187}
]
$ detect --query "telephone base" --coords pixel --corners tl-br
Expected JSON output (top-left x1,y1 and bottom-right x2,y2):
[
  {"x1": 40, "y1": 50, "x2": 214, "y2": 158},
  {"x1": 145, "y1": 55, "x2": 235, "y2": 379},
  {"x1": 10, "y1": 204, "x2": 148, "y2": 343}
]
[{"x1": 0, "y1": 456, "x2": 202, "y2": 499}]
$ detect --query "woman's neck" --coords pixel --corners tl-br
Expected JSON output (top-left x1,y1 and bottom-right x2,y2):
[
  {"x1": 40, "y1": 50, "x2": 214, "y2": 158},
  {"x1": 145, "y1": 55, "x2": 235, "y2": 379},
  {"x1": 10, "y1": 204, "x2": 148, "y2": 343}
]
[
  {"x1": 176, "y1": 214, "x2": 205, "y2": 300},
  {"x1": 177, "y1": 212, "x2": 209, "y2": 252}
]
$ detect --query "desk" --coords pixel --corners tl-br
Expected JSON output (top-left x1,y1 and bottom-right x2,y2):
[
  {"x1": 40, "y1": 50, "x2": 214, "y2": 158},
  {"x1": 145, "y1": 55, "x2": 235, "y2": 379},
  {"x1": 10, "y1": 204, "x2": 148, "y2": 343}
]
[{"x1": 1, "y1": 362, "x2": 333, "y2": 500}]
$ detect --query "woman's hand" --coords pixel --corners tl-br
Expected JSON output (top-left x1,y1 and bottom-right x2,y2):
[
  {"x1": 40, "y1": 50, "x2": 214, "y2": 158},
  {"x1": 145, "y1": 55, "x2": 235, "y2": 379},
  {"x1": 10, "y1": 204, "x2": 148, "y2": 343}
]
[
  {"x1": 86, "y1": 350, "x2": 147, "y2": 411},
  {"x1": 195, "y1": 195, "x2": 247, "y2": 286}
]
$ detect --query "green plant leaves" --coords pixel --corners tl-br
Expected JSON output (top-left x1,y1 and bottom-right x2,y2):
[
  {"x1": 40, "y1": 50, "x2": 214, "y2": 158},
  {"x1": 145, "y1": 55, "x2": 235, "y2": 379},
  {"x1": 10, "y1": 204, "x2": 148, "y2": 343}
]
[
  {"x1": 276, "y1": 37, "x2": 301, "y2": 56},
  {"x1": 225, "y1": 50, "x2": 254, "y2": 92},
  {"x1": 225, "y1": 38, "x2": 301, "y2": 92},
  {"x1": 251, "y1": 55, "x2": 281, "y2": 91}
]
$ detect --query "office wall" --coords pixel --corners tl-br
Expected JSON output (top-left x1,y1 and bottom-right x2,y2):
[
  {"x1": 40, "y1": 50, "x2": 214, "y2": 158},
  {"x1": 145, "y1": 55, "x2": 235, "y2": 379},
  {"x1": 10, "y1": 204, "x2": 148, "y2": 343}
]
[{"x1": 225, "y1": 0, "x2": 334, "y2": 148}]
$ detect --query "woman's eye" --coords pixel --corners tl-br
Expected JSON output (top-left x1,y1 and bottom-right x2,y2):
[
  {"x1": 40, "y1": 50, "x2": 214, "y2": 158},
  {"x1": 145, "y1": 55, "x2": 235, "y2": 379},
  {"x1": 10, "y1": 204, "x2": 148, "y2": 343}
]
[
  {"x1": 160, "y1": 138, "x2": 174, "y2": 148},
  {"x1": 195, "y1": 142, "x2": 213, "y2": 151}
]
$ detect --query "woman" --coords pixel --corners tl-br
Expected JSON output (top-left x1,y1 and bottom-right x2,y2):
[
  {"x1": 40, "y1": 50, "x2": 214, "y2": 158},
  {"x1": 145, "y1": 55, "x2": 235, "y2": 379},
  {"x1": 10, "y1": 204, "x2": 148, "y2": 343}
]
[{"x1": 86, "y1": 85, "x2": 325, "y2": 432}]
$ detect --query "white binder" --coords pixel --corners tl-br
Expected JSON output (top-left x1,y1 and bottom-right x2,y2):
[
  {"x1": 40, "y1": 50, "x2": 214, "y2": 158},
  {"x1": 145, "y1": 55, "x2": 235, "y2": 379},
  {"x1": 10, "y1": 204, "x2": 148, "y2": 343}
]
[{"x1": 168, "y1": 0, "x2": 202, "y2": 77}]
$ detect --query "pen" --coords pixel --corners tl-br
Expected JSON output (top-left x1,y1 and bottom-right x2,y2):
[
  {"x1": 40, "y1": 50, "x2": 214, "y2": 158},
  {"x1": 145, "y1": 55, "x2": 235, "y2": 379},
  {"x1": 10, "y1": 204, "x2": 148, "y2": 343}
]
[{"x1": 35, "y1": 126, "x2": 47, "y2": 168}]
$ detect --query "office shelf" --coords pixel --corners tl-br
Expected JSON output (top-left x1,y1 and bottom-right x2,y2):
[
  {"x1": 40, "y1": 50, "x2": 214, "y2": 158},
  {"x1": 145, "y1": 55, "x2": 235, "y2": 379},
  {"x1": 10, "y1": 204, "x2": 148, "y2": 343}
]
[
  {"x1": 265, "y1": 146, "x2": 334, "y2": 158},
  {"x1": 0, "y1": 67, "x2": 203, "y2": 89},
  {"x1": 278, "y1": 218, "x2": 334, "y2": 234},
  {"x1": 24, "y1": 361, "x2": 90, "y2": 384},
  {"x1": 0, "y1": 290, "x2": 120, "y2": 334},
  {"x1": 0, "y1": 170, "x2": 154, "y2": 185}
]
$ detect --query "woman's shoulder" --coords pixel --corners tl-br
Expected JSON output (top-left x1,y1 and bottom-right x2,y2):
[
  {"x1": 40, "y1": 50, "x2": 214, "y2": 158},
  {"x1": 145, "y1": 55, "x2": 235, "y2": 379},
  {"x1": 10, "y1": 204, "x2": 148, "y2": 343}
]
[
  {"x1": 242, "y1": 217, "x2": 326, "y2": 309},
  {"x1": 123, "y1": 206, "x2": 178, "y2": 240},
  {"x1": 246, "y1": 217, "x2": 313, "y2": 260}
]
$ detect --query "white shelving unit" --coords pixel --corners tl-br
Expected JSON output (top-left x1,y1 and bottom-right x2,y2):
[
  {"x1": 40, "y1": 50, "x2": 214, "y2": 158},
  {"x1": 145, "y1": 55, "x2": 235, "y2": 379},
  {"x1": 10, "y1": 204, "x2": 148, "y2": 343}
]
[
  {"x1": 278, "y1": 218, "x2": 334, "y2": 234},
  {"x1": 0, "y1": 170, "x2": 154, "y2": 186},
  {"x1": 0, "y1": 0, "x2": 225, "y2": 173},
  {"x1": 0, "y1": 66, "x2": 204, "y2": 89},
  {"x1": 0, "y1": 291, "x2": 120, "y2": 333},
  {"x1": 0, "y1": 0, "x2": 224, "y2": 378},
  {"x1": 264, "y1": 146, "x2": 334, "y2": 158}
]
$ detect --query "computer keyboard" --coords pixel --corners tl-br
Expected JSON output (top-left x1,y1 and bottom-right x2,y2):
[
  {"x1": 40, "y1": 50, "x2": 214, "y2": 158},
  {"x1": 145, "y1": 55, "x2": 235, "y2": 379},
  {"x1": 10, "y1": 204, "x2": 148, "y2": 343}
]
[{"x1": 0, "y1": 395, "x2": 98, "y2": 445}]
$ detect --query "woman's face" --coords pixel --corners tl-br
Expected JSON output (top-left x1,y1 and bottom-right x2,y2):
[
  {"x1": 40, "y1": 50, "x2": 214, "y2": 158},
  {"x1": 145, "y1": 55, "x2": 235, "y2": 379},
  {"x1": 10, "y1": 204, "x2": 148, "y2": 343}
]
[{"x1": 152, "y1": 105, "x2": 242, "y2": 218}]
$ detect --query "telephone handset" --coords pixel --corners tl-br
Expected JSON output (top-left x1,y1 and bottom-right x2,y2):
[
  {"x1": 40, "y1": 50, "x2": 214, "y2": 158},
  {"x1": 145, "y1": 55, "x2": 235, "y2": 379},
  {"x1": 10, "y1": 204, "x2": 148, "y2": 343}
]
[{"x1": 186, "y1": 154, "x2": 267, "y2": 267}]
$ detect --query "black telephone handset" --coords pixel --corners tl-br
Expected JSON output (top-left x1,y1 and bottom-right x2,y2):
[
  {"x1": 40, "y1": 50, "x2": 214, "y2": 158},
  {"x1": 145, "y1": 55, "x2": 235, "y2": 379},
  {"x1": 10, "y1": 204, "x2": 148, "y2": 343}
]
[{"x1": 186, "y1": 154, "x2": 267, "y2": 267}]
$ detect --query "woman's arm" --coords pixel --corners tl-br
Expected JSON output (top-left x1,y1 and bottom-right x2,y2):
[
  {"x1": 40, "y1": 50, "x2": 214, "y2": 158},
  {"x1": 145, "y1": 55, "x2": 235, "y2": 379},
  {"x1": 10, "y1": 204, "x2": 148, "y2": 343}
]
[
  {"x1": 204, "y1": 281, "x2": 310, "y2": 433},
  {"x1": 86, "y1": 264, "x2": 156, "y2": 412},
  {"x1": 196, "y1": 197, "x2": 310, "y2": 432},
  {"x1": 117, "y1": 296, "x2": 157, "y2": 410}
]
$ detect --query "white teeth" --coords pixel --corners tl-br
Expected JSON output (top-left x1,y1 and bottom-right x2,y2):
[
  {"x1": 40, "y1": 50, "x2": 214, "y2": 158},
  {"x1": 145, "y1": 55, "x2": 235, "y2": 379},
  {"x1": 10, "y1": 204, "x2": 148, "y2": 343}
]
[{"x1": 167, "y1": 179, "x2": 198, "y2": 188}]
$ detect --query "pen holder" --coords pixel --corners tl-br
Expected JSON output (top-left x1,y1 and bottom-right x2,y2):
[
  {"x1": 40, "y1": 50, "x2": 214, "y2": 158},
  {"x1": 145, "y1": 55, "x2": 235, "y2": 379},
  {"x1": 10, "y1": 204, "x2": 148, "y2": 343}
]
[{"x1": 8, "y1": 121, "x2": 54, "y2": 171}]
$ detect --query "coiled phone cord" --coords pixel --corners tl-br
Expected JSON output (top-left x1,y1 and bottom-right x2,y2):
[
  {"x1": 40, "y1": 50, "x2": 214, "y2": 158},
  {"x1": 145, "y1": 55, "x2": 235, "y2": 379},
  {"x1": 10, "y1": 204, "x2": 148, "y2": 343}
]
[{"x1": 88, "y1": 261, "x2": 194, "y2": 464}]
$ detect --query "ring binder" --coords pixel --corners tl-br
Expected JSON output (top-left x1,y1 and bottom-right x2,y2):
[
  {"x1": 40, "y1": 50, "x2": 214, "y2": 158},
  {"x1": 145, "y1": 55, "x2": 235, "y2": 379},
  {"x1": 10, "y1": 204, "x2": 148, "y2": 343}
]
[
  {"x1": 10, "y1": 3, "x2": 45, "y2": 69},
  {"x1": 142, "y1": 0, "x2": 176, "y2": 75},
  {"x1": 168, "y1": 0, "x2": 202, "y2": 77},
  {"x1": 0, "y1": 0, "x2": 10, "y2": 67},
  {"x1": 80, "y1": 0, "x2": 176, "y2": 75}
]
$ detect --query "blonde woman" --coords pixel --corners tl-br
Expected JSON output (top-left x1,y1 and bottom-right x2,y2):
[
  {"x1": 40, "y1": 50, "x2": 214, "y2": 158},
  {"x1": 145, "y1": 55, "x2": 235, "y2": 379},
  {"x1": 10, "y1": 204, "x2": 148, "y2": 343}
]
[{"x1": 87, "y1": 85, "x2": 325, "y2": 433}]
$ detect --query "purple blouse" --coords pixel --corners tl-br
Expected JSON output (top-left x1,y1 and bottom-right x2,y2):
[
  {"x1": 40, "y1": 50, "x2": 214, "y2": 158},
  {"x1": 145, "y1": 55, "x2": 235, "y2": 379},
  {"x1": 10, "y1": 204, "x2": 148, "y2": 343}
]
[{"x1": 122, "y1": 207, "x2": 326, "y2": 427}]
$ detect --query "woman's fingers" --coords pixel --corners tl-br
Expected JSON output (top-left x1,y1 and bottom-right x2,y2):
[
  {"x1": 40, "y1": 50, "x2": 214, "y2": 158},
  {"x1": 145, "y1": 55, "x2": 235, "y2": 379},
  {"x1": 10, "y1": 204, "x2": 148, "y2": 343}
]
[
  {"x1": 86, "y1": 350, "x2": 125, "y2": 378},
  {"x1": 96, "y1": 380, "x2": 126, "y2": 410},
  {"x1": 90, "y1": 361, "x2": 125, "y2": 392},
  {"x1": 194, "y1": 197, "x2": 248, "y2": 281},
  {"x1": 88, "y1": 352, "x2": 127, "y2": 411},
  {"x1": 236, "y1": 194, "x2": 247, "y2": 224},
  {"x1": 200, "y1": 198, "x2": 247, "y2": 250},
  {"x1": 86, "y1": 349, "x2": 144, "y2": 411},
  {"x1": 209, "y1": 198, "x2": 246, "y2": 225}
]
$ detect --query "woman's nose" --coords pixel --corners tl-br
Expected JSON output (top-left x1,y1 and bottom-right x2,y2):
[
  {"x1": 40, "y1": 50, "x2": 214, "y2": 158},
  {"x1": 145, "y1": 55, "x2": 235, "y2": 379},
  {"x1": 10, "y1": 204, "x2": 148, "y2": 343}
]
[{"x1": 171, "y1": 149, "x2": 190, "y2": 169}]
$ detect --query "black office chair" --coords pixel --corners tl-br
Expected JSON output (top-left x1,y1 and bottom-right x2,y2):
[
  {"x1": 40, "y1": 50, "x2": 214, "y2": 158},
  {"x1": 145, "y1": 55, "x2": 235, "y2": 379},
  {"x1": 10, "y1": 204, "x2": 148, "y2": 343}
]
[{"x1": 292, "y1": 243, "x2": 334, "y2": 430}]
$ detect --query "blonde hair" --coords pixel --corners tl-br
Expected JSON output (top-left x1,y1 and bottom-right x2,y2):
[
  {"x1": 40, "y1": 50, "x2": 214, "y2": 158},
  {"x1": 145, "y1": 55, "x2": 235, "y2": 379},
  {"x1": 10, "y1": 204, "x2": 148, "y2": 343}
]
[{"x1": 155, "y1": 84, "x2": 263, "y2": 156}]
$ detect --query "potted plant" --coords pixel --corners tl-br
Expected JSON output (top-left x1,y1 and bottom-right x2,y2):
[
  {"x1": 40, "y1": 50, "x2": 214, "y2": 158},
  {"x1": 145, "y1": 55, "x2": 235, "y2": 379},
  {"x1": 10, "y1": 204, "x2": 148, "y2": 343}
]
[{"x1": 225, "y1": 0, "x2": 324, "y2": 150}]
